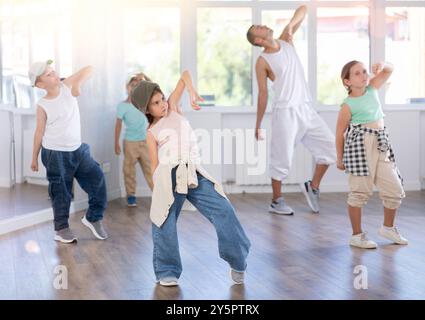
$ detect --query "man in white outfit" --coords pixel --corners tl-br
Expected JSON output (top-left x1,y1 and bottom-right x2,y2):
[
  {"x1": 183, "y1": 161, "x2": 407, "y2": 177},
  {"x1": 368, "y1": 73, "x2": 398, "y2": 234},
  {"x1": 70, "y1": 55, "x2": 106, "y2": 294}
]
[{"x1": 247, "y1": 5, "x2": 336, "y2": 214}]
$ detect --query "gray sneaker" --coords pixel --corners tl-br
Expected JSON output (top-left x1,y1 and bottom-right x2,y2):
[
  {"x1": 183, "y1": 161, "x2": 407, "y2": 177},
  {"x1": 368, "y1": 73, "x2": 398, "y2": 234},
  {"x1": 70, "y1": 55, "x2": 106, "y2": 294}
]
[
  {"x1": 54, "y1": 228, "x2": 77, "y2": 244},
  {"x1": 81, "y1": 215, "x2": 108, "y2": 240},
  {"x1": 301, "y1": 180, "x2": 320, "y2": 213},
  {"x1": 269, "y1": 196, "x2": 294, "y2": 215},
  {"x1": 230, "y1": 269, "x2": 245, "y2": 285}
]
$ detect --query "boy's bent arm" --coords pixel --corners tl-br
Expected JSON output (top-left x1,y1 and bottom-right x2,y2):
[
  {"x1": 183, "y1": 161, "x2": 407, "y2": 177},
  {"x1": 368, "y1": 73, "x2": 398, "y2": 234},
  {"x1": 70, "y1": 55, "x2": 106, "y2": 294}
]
[
  {"x1": 168, "y1": 70, "x2": 203, "y2": 113},
  {"x1": 63, "y1": 65, "x2": 94, "y2": 97}
]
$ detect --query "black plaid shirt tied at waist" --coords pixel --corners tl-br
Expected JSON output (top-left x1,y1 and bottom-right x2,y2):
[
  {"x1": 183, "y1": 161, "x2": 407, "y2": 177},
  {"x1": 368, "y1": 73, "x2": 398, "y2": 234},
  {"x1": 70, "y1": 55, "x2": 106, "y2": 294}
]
[{"x1": 343, "y1": 124, "x2": 402, "y2": 181}]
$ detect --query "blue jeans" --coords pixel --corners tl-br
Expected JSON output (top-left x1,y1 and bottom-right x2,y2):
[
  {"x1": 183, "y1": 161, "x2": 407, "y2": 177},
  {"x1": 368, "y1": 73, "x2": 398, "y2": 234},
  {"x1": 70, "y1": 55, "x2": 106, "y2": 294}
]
[
  {"x1": 41, "y1": 143, "x2": 107, "y2": 231},
  {"x1": 152, "y1": 166, "x2": 251, "y2": 280}
]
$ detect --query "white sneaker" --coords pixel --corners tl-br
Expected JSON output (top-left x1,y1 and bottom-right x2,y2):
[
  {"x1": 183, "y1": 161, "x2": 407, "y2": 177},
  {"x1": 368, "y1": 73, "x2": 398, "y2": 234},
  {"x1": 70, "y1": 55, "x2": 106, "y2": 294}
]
[
  {"x1": 230, "y1": 269, "x2": 245, "y2": 285},
  {"x1": 158, "y1": 277, "x2": 179, "y2": 287},
  {"x1": 378, "y1": 226, "x2": 408, "y2": 245},
  {"x1": 349, "y1": 232, "x2": 377, "y2": 249}
]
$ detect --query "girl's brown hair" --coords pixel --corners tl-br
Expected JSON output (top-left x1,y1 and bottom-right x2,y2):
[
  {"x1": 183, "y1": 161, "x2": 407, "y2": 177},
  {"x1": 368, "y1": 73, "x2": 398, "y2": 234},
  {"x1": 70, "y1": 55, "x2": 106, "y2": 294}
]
[
  {"x1": 145, "y1": 87, "x2": 164, "y2": 125},
  {"x1": 341, "y1": 60, "x2": 361, "y2": 94}
]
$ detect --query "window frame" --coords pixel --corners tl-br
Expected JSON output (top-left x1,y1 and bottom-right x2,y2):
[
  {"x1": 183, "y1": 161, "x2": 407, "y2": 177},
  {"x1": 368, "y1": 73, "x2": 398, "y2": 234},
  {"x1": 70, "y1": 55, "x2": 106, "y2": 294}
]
[{"x1": 0, "y1": 1, "x2": 71, "y2": 106}]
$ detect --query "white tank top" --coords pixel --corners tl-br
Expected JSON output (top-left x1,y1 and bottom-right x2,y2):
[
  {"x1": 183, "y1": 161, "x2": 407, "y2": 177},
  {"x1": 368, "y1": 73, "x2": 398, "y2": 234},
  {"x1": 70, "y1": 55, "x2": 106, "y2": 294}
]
[
  {"x1": 38, "y1": 83, "x2": 82, "y2": 151},
  {"x1": 260, "y1": 39, "x2": 312, "y2": 109}
]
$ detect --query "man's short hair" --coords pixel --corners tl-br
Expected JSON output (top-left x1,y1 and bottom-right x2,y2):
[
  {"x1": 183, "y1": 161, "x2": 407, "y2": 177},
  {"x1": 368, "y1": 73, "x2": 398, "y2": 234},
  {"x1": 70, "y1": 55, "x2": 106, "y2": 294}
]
[{"x1": 246, "y1": 25, "x2": 260, "y2": 47}]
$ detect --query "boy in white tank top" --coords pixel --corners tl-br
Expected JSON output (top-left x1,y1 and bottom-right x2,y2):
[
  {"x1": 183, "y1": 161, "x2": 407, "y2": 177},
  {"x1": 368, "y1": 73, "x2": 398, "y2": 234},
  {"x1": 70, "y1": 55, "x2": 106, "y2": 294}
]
[
  {"x1": 29, "y1": 60, "x2": 108, "y2": 243},
  {"x1": 246, "y1": 5, "x2": 336, "y2": 215}
]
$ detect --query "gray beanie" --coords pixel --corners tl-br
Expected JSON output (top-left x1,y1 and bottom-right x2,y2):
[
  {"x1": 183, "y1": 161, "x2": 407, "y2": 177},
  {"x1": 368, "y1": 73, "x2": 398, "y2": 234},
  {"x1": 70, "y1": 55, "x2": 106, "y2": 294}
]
[{"x1": 130, "y1": 80, "x2": 161, "y2": 114}]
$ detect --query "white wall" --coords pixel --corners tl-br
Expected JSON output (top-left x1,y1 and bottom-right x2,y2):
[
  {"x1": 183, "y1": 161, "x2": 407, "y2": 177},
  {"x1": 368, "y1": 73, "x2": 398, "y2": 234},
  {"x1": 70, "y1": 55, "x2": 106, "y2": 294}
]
[
  {"x1": 421, "y1": 112, "x2": 425, "y2": 189},
  {"x1": 70, "y1": 0, "x2": 124, "y2": 203},
  {"x1": 5, "y1": 103, "x2": 422, "y2": 199},
  {"x1": 121, "y1": 106, "x2": 425, "y2": 195},
  {"x1": 0, "y1": 110, "x2": 11, "y2": 187}
]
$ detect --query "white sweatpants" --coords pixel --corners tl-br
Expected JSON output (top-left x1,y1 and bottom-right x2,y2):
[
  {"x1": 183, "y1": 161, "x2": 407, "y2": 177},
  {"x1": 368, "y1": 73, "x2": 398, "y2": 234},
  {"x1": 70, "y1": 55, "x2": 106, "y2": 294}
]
[{"x1": 270, "y1": 105, "x2": 336, "y2": 181}]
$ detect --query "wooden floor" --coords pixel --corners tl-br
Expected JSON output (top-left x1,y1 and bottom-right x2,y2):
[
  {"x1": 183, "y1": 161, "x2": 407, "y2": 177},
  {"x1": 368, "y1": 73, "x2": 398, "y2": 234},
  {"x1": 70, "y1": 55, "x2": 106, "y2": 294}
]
[
  {"x1": 0, "y1": 183, "x2": 50, "y2": 220},
  {"x1": 0, "y1": 191, "x2": 424, "y2": 300}
]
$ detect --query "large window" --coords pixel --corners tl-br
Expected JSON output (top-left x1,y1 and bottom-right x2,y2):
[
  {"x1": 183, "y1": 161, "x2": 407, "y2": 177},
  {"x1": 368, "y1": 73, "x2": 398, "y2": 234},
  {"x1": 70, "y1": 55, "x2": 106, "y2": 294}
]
[
  {"x1": 0, "y1": 0, "x2": 71, "y2": 106},
  {"x1": 2, "y1": 0, "x2": 425, "y2": 108},
  {"x1": 317, "y1": 7, "x2": 369, "y2": 105},
  {"x1": 1, "y1": 19, "x2": 29, "y2": 104},
  {"x1": 124, "y1": 7, "x2": 180, "y2": 96},
  {"x1": 385, "y1": 7, "x2": 425, "y2": 104},
  {"x1": 197, "y1": 8, "x2": 252, "y2": 107},
  {"x1": 30, "y1": 18, "x2": 55, "y2": 63}
]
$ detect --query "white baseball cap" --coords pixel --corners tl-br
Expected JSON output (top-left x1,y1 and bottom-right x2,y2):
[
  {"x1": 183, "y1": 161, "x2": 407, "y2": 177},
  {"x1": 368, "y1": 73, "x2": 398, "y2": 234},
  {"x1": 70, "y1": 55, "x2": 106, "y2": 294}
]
[
  {"x1": 126, "y1": 73, "x2": 138, "y2": 86},
  {"x1": 28, "y1": 59, "x2": 53, "y2": 86},
  {"x1": 126, "y1": 72, "x2": 151, "y2": 86}
]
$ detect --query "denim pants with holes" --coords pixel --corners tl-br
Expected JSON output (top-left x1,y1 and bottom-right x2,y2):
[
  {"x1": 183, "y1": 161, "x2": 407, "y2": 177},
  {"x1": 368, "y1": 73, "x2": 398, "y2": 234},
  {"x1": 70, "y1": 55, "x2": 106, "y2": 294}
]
[{"x1": 41, "y1": 143, "x2": 107, "y2": 231}]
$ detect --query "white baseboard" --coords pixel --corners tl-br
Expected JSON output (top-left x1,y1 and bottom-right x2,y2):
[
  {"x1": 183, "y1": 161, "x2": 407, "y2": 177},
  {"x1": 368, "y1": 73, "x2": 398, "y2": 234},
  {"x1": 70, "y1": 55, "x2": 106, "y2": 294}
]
[
  {"x1": 118, "y1": 180, "x2": 423, "y2": 197},
  {"x1": 0, "y1": 178, "x2": 12, "y2": 188},
  {"x1": 0, "y1": 177, "x2": 50, "y2": 188},
  {"x1": 25, "y1": 177, "x2": 49, "y2": 186},
  {"x1": 119, "y1": 185, "x2": 152, "y2": 198},
  {"x1": 222, "y1": 183, "x2": 303, "y2": 194},
  {"x1": 315, "y1": 182, "x2": 421, "y2": 192},
  {"x1": 222, "y1": 180, "x2": 422, "y2": 194},
  {"x1": 0, "y1": 188, "x2": 122, "y2": 236}
]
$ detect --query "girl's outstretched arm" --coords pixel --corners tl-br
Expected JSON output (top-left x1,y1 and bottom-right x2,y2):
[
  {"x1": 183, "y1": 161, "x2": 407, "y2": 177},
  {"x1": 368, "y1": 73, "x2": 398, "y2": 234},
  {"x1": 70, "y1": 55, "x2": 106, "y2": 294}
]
[
  {"x1": 63, "y1": 65, "x2": 94, "y2": 97},
  {"x1": 168, "y1": 70, "x2": 204, "y2": 114}
]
